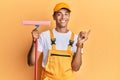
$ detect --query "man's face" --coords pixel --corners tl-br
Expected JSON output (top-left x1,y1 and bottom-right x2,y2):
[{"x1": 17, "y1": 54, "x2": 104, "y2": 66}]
[{"x1": 53, "y1": 8, "x2": 70, "y2": 28}]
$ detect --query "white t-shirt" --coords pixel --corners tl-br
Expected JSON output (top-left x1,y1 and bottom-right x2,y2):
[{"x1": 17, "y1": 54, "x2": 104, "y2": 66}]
[{"x1": 38, "y1": 29, "x2": 83, "y2": 67}]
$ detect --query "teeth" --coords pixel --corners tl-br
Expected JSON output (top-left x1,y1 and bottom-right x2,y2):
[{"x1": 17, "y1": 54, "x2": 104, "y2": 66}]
[{"x1": 61, "y1": 20, "x2": 65, "y2": 23}]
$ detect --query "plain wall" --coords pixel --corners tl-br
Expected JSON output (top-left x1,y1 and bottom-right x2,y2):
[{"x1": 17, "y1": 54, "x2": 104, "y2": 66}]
[{"x1": 0, "y1": 0, "x2": 120, "y2": 80}]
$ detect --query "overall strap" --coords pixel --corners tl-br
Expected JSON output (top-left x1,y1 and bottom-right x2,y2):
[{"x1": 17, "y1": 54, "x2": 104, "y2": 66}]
[
  {"x1": 49, "y1": 29, "x2": 56, "y2": 50},
  {"x1": 68, "y1": 32, "x2": 74, "y2": 51}
]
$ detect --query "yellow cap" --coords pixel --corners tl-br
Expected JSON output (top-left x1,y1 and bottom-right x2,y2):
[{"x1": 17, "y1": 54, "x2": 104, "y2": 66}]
[{"x1": 54, "y1": 2, "x2": 71, "y2": 12}]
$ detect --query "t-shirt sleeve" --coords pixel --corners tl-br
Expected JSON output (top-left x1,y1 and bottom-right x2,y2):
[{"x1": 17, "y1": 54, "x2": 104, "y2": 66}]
[
  {"x1": 38, "y1": 33, "x2": 44, "y2": 52},
  {"x1": 72, "y1": 34, "x2": 83, "y2": 54}
]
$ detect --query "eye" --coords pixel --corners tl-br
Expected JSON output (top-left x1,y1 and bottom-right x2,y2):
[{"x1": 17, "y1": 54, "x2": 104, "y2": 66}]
[
  {"x1": 56, "y1": 12, "x2": 62, "y2": 16},
  {"x1": 65, "y1": 12, "x2": 69, "y2": 16}
]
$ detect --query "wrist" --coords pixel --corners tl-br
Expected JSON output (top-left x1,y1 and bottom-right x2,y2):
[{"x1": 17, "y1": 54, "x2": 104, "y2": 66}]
[
  {"x1": 32, "y1": 39, "x2": 36, "y2": 43},
  {"x1": 76, "y1": 43, "x2": 83, "y2": 48},
  {"x1": 76, "y1": 47, "x2": 83, "y2": 54}
]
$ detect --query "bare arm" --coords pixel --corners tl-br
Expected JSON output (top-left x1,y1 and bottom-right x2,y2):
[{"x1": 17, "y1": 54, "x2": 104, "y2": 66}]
[
  {"x1": 72, "y1": 30, "x2": 91, "y2": 71},
  {"x1": 27, "y1": 41, "x2": 42, "y2": 66},
  {"x1": 27, "y1": 29, "x2": 42, "y2": 66},
  {"x1": 71, "y1": 44, "x2": 83, "y2": 71}
]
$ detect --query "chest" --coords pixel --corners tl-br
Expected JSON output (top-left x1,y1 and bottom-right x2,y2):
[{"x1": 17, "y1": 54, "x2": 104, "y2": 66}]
[{"x1": 45, "y1": 34, "x2": 71, "y2": 50}]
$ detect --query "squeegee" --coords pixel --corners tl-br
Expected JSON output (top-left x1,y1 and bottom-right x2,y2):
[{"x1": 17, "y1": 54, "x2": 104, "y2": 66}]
[{"x1": 23, "y1": 20, "x2": 51, "y2": 80}]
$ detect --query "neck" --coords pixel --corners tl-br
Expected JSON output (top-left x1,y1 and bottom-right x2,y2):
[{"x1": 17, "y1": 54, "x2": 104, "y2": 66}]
[{"x1": 55, "y1": 27, "x2": 69, "y2": 33}]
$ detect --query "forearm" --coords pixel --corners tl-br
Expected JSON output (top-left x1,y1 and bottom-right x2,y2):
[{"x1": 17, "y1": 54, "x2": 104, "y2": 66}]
[
  {"x1": 27, "y1": 41, "x2": 36, "y2": 66},
  {"x1": 72, "y1": 47, "x2": 82, "y2": 71},
  {"x1": 71, "y1": 29, "x2": 90, "y2": 71},
  {"x1": 28, "y1": 29, "x2": 41, "y2": 66}
]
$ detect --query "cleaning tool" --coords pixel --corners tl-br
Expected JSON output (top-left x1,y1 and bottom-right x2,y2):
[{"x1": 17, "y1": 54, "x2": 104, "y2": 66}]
[{"x1": 23, "y1": 20, "x2": 51, "y2": 80}]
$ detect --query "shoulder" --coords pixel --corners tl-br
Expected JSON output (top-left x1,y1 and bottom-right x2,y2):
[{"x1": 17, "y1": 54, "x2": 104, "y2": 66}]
[
  {"x1": 74, "y1": 34, "x2": 78, "y2": 39},
  {"x1": 40, "y1": 30, "x2": 50, "y2": 37},
  {"x1": 38, "y1": 30, "x2": 51, "y2": 41},
  {"x1": 41, "y1": 30, "x2": 50, "y2": 35},
  {"x1": 69, "y1": 30, "x2": 78, "y2": 40}
]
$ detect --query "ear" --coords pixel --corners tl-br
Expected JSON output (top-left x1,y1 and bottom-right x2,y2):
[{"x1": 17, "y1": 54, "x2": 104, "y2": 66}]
[{"x1": 53, "y1": 14, "x2": 56, "y2": 20}]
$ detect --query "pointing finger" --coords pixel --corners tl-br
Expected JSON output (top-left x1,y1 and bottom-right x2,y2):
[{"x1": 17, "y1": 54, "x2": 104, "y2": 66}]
[
  {"x1": 87, "y1": 30, "x2": 91, "y2": 34},
  {"x1": 86, "y1": 29, "x2": 91, "y2": 37}
]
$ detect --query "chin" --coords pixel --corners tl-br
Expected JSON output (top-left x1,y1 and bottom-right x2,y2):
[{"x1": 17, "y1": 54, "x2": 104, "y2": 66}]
[
  {"x1": 61, "y1": 24, "x2": 67, "y2": 27},
  {"x1": 57, "y1": 23, "x2": 67, "y2": 28},
  {"x1": 60, "y1": 25, "x2": 66, "y2": 28}
]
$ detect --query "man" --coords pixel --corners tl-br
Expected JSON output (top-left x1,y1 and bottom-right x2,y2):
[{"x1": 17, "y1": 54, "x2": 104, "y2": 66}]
[{"x1": 28, "y1": 2, "x2": 90, "y2": 80}]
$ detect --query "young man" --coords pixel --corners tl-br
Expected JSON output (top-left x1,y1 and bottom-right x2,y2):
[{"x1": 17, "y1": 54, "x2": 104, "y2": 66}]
[{"x1": 28, "y1": 2, "x2": 90, "y2": 80}]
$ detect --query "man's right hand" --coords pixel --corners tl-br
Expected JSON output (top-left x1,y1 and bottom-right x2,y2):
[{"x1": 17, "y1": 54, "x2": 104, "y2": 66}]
[{"x1": 31, "y1": 28, "x2": 40, "y2": 42}]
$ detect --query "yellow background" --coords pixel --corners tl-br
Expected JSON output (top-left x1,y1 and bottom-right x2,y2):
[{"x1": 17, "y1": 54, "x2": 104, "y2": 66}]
[{"x1": 0, "y1": 0, "x2": 120, "y2": 80}]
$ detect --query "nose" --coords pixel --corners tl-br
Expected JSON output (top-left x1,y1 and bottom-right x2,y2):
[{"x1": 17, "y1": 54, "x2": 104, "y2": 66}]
[{"x1": 61, "y1": 14, "x2": 65, "y2": 19}]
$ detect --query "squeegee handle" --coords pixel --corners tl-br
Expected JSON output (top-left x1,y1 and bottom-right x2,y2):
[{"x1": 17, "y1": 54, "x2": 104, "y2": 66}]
[{"x1": 34, "y1": 39, "x2": 38, "y2": 80}]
